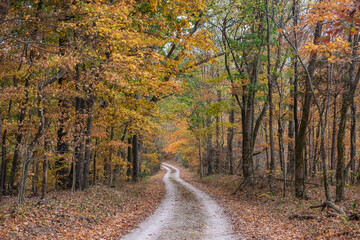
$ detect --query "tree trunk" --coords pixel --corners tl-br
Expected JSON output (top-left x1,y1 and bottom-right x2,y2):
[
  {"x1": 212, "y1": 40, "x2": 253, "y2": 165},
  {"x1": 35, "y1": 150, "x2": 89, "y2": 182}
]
[
  {"x1": 288, "y1": 82, "x2": 295, "y2": 177},
  {"x1": 312, "y1": 124, "x2": 320, "y2": 177},
  {"x1": 127, "y1": 137, "x2": 132, "y2": 179},
  {"x1": 55, "y1": 35, "x2": 70, "y2": 188},
  {"x1": 0, "y1": 100, "x2": 11, "y2": 198},
  {"x1": 18, "y1": 103, "x2": 44, "y2": 204},
  {"x1": 294, "y1": 21, "x2": 322, "y2": 199},
  {"x1": 199, "y1": 137, "x2": 203, "y2": 178},
  {"x1": 9, "y1": 77, "x2": 30, "y2": 194},
  {"x1": 42, "y1": 132, "x2": 49, "y2": 199},
  {"x1": 242, "y1": 106, "x2": 254, "y2": 184},
  {"x1": 132, "y1": 134, "x2": 139, "y2": 181},
  {"x1": 18, "y1": 151, "x2": 32, "y2": 204},
  {"x1": 83, "y1": 94, "x2": 94, "y2": 189},
  {"x1": 319, "y1": 63, "x2": 333, "y2": 202},
  {"x1": 349, "y1": 101, "x2": 356, "y2": 183},
  {"x1": 93, "y1": 146, "x2": 97, "y2": 185},
  {"x1": 266, "y1": 0, "x2": 275, "y2": 191},
  {"x1": 215, "y1": 110, "x2": 220, "y2": 173},
  {"x1": 108, "y1": 127, "x2": 114, "y2": 186},
  {"x1": 227, "y1": 101, "x2": 235, "y2": 175},
  {"x1": 32, "y1": 161, "x2": 39, "y2": 195},
  {"x1": 0, "y1": 0, "x2": 11, "y2": 22},
  {"x1": 0, "y1": 129, "x2": 8, "y2": 198},
  {"x1": 336, "y1": 35, "x2": 360, "y2": 202},
  {"x1": 292, "y1": 0, "x2": 299, "y2": 181},
  {"x1": 330, "y1": 94, "x2": 337, "y2": 170}
]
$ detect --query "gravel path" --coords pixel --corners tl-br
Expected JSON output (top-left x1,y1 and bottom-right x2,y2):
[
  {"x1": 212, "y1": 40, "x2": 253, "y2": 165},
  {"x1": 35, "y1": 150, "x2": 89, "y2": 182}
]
[{"x1": 121, "y1": 163, "x2": 238, "y2": 240}]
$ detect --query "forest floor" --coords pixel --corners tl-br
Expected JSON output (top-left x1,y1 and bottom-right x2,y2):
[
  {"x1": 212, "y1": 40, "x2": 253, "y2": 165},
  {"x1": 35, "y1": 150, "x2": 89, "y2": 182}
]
[
  {"x1": 168, "y1": 161, "x2": 360, "y2": 239},
  {"x1": 0, "y1": 170, "x2": 165, "y2": 240}
]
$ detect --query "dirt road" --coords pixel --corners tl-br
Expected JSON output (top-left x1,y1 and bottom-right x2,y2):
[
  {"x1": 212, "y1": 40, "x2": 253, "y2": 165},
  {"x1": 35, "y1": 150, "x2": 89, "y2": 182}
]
[{"x1": 121, "y1": 163, "x2": 237, "y2": 240}]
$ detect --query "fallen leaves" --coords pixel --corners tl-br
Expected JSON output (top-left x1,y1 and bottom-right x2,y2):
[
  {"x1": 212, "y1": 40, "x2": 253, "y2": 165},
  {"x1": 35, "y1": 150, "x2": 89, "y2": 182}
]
[{"x1": 0, "y1": 170, "x2": 165, "y2": 239}]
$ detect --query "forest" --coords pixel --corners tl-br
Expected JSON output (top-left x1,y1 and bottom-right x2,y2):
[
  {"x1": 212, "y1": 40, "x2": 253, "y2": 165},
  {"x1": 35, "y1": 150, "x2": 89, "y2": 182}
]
[{"x1": 1, "y1": 0, "x2": 360, "y2": 239}]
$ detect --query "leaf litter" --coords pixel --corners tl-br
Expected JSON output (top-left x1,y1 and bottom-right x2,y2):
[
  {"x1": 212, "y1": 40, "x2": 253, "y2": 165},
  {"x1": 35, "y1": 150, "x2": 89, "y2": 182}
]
[{"x1": 0, "y1": 170, "x2": 165, "y2": 240}]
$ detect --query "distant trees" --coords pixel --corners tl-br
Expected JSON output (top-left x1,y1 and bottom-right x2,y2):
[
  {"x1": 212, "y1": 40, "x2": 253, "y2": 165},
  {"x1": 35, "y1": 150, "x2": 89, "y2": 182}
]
[{"x1": 160, "y1": 0, "x2": 360, "y2": 204}]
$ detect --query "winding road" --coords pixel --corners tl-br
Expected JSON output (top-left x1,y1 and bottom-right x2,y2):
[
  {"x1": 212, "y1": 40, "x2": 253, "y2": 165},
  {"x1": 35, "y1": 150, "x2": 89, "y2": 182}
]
[{"x1": 121, "y1": 163, "x2": 238, "y2": 240}]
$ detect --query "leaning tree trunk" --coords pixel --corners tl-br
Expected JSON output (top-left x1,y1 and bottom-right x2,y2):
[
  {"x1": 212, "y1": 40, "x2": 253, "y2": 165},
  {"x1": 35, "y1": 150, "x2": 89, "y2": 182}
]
[
  {"x1": 294, "y1": 21, "x2": 322, "y2": 199},
  {"x1": 336, "y1": 35, "x2": 360, "y2": 202},
  {"x1": 18, "y1": 96, "x2": 44, "y2": 204},
  {"x1": 18, "y1": 150, "x2": 33, "y2": 205}
]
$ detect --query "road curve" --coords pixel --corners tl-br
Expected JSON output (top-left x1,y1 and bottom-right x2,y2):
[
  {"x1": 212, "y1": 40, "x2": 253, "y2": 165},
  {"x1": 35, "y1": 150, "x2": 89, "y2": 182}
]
[{"x1": 121, "y1": 163, "x2": 238, "y2": 240}]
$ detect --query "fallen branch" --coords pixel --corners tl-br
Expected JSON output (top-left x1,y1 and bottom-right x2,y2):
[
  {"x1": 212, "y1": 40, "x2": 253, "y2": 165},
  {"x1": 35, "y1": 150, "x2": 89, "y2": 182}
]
[
  {"x1": 289, "y1": 214, "x2": 317, "y2": 220},
  {"x1": 289, "y1": 213, "x2": 338, "y2": 220},
  {"x1": 232, "y1": 178, "x2": 248, "y2": 195},
  {"x1": 52, "y1": 213, "x2": 98, "y2": 222},
  {"x1": 310, "y1": 201, "x2": 346, "y2": 215}
]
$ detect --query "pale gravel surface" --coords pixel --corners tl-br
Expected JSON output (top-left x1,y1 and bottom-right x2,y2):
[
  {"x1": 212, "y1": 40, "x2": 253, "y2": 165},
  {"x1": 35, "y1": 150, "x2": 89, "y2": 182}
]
[{"x1": 121, "y1": 163, "x2": 238, "y2": 240}]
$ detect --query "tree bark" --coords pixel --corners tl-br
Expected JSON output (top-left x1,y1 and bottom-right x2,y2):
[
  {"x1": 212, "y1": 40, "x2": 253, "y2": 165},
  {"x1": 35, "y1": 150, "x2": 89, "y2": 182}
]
[
  {"x1": 295, "y1": 21, "x2": 322, "y2": 199},
  {"x1": 215, "y1": 90, "x2": 221, "y2": 173},
  {"x1": 336, "y1": 35, "x2": 360, "y2": 202},
  {"x1": 56, "y1": 37, "x2": 70, "y2": 188},
  {"x1": 199, "y1": 137, "x2": 203, "y2": 178},
  {"x1": 83, "y1": 93, "x2": 94, "y2": 189},
  {"x1": 9, "y1": 77, "x2": 29, "y2": 194},
  {"x1": 127, "y1": 137, "x2": 132, "y2": 179},
  {"x1": 0, "y1": 100, "x2": 12, "y2": 198},
  {"x1": 266, "y1": 0, "x2": 275, "y2": 191},
  {"x1": 108, "y1": 127, "x2": 114, "y2": 186},
  {"x1": 132, "y1": 134, "x2": 139, "y2": 181},
  {"x1": 227, "y1": 100, "x2": 235, "y2": 175},
  {"x1": 349, "y1": 101, "x2": 356, "y2": 183},
  {"x1": 18, "y1": 91, "x2": 44, "y2": 204},
  {"x1": 92, "y1": 142, "x2": 97, "y2": 185},
  {"x1": 0, "y1": 0, "x2": 11, "y2": 22}
]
